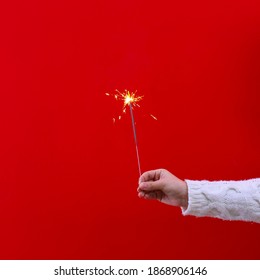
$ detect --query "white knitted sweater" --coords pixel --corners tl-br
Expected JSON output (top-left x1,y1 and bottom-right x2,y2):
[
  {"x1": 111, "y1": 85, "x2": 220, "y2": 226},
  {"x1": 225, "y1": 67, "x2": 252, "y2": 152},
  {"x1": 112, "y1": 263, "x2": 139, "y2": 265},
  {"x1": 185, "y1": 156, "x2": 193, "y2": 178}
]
[{"x1": 182, "y1": 179, "x2": 260, "y2": 223}]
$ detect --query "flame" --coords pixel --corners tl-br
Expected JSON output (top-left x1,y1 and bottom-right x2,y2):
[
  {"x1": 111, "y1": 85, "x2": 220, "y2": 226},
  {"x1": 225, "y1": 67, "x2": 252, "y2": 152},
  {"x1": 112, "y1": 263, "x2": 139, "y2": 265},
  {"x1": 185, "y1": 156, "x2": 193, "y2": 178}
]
[
  {"x1": 106, "y1": 89, "x2": 157, "y2": 123},
  {"x1": 114, "y1": 89, "x2": 143, "y2": 109}
]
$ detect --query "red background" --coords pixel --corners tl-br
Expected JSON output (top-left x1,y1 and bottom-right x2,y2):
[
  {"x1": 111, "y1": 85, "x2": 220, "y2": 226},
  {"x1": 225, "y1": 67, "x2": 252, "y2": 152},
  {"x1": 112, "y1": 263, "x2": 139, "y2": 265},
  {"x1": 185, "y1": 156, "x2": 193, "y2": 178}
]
[{"x1": 0, "y1": 0, "x2": 259, "y2": 259}]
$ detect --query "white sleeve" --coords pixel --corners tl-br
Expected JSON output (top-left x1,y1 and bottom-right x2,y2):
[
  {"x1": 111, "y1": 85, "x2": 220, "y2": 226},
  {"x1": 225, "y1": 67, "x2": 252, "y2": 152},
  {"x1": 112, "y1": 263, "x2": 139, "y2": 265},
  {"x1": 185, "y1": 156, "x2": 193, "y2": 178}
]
[{"x1": 182, "y1": 179, "x2": 260, "y2": 223}]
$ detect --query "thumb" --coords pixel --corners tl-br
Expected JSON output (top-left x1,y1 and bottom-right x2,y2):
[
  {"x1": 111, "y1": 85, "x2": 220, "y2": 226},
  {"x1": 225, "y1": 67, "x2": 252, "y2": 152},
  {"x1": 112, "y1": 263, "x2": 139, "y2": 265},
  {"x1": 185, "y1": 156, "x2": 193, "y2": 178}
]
[{"x1": 139, "y1": 180, "x2": 163, "y2": 192}]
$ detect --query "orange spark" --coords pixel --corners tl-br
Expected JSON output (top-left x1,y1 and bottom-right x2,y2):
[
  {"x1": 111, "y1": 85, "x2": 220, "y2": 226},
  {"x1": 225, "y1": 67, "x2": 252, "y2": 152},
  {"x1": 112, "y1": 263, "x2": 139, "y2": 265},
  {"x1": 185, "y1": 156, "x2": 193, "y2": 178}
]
[
  {"x1": 150, "y1": 114, "x2": 157, "y2": 120},
  {"x1": 114, "y1": 89, "x2": 143, "y2": 109},
  {"x1": 105, "y1": 89, "x2": 157, "y2": 123}
]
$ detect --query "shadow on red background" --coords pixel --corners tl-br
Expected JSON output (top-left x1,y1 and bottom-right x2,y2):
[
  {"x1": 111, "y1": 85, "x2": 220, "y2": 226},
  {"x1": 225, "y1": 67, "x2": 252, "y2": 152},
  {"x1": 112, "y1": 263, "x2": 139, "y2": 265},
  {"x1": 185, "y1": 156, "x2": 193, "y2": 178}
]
[{"x1": 0, "y1": 0, "x2": 259, "y2": 259}]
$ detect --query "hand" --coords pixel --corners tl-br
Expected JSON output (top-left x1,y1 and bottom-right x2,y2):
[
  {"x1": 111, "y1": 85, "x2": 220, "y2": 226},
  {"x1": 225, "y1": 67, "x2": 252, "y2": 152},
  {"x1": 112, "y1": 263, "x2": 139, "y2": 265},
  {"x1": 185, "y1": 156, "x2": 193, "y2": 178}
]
[{"x1": 137, "y1": 169, "x2": 188, "y2": 209}]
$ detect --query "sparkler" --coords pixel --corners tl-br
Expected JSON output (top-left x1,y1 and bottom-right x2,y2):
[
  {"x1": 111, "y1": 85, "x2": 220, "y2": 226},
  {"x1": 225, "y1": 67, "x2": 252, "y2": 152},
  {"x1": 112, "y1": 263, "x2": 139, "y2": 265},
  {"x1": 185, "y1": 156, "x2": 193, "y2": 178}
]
[
  {"x1": 106, "y1": 89, "x2": 143, "y2": 176},
  {"x1": 129, "y1": 98, "x2": 142, "y2": 176}
]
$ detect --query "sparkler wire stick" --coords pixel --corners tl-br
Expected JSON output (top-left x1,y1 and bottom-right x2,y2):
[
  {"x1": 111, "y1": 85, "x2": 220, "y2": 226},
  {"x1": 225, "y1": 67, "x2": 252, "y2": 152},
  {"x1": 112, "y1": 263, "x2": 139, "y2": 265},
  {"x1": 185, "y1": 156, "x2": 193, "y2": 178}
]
[{"x1": 129, "y1": 102, "x2": 142, "y2": 177}]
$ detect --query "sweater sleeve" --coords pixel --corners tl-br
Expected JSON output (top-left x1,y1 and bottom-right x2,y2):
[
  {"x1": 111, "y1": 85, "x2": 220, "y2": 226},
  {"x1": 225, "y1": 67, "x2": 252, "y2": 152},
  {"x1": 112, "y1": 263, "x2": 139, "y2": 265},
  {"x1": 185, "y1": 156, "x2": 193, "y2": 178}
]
[{"x1": 182, "y1": 179, "x2": 260, "y2": 223}]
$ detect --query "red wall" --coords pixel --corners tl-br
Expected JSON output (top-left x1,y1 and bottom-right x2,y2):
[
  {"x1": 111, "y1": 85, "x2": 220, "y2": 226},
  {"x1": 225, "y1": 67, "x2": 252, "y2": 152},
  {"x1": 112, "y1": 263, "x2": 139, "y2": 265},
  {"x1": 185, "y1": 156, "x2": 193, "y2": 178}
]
[{"x1": 0, "y1": 0, "x2": 259, "y2": 259}]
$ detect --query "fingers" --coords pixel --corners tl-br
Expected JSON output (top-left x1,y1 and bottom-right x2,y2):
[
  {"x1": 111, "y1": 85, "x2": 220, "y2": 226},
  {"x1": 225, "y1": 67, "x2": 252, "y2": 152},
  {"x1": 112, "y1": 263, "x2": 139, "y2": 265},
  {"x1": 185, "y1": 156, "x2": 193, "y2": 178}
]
[
  {"x1": 138, "y1": 180, "x2": 164, "y2": 192},
  {"x1": 138, "y1": 190, "x2": 163, "y2": 201},
  {"x1": 138, "y1": 169, "x2": 166, "y2": 203},
  {"x1": 139, "y1": 169, "x2": 163, "y2": 184}
]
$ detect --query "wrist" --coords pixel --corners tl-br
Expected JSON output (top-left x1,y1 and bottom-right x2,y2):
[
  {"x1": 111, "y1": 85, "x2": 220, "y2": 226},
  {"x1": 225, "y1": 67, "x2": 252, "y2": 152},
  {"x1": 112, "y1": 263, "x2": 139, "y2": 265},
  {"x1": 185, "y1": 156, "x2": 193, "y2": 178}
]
[{"x1": 180, "y1": 180, "x2": 188, "y2": 209}]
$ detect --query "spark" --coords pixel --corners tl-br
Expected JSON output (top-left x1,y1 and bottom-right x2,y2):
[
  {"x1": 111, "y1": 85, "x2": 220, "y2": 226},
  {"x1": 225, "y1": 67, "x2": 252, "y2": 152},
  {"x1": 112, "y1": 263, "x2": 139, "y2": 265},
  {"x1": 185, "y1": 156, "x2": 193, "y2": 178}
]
[
  {"x1": 114, "y1": 89, "x2": 143, "y2": 109},
  {"x1": 105, "y1": 89, "x2": 157, "y2": 122},
  {"x1": 150, "y1": 114, "x2": 157, "y2": 120}
]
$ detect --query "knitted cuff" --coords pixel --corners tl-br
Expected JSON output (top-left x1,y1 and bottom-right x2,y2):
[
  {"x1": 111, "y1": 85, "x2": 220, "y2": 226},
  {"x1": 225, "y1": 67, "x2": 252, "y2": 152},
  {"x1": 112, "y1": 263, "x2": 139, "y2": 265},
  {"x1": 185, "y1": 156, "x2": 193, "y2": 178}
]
[
  {"x1": 181, "y1": 179, "x2": 260, "y2": 223},
  {"x1": 181, "y1": 180, "x2": 214, "y2": 218}
]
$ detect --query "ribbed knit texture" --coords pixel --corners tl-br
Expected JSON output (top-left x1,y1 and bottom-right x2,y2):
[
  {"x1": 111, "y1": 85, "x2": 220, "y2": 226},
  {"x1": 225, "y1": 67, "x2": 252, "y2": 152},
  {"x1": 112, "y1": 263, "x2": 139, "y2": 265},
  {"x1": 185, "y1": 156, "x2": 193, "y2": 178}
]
[{"x1": 182, "y1": 179, "x2": 260, "y2": 223}]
